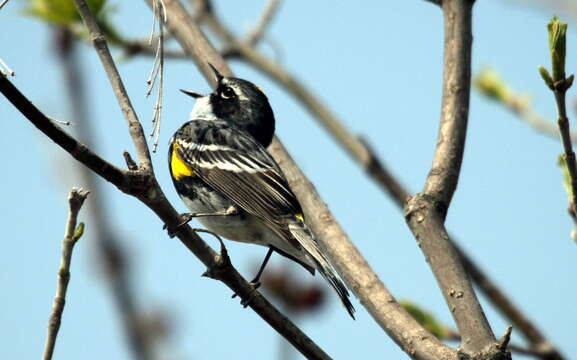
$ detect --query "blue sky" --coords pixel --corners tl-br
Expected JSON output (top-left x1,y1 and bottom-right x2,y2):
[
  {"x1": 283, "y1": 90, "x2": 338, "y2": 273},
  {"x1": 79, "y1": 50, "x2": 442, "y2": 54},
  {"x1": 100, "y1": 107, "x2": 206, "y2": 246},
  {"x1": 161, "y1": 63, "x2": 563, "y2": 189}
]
[{"x1": 1, "y1": 1, "x2": 575, "y2": 359}]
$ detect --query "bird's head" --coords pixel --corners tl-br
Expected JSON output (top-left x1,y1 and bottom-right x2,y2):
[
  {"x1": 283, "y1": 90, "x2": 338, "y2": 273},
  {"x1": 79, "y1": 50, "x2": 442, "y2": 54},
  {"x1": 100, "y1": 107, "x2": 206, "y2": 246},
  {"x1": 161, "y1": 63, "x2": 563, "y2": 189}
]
[{"x1": 181, "y1": 64, "x2": 275, "y2": 147}]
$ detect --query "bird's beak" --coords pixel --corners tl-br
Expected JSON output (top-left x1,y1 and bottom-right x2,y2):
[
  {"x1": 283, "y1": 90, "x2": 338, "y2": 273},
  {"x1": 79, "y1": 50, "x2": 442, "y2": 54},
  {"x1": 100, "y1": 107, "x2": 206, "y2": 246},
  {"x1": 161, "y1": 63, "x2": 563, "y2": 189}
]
[
  {"x1": 208, "y1": 63, "x2": 224, "y2": 84},
  {"x1": 180, "y1": 89, "x2": 203, "y2": 99}
]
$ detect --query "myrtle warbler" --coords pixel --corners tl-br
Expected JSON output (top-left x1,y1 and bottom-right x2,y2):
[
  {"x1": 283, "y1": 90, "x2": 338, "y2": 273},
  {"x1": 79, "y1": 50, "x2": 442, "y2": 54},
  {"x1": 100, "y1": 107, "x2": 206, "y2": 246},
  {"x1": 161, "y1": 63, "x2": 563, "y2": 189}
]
[{"x1": 168, "y1": 65, "x2": 355, "y2": 318}]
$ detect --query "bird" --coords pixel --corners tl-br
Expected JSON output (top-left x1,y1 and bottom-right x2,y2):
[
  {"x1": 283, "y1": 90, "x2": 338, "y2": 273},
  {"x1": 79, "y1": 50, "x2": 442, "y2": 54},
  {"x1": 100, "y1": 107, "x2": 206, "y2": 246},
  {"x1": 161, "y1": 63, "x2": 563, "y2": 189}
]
[{"x1": 167, "y1": 64, "x2": 355, "y2": 318}]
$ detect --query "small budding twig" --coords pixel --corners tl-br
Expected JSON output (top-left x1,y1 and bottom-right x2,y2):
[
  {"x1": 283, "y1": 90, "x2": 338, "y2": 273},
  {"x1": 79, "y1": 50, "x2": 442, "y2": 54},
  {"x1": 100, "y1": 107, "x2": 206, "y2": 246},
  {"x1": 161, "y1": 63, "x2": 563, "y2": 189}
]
[
  {"x1": 474, "y1": 68, "x2": 577, "y2": 143},
  {"x1": 43, "y1": 188, "x2": 89, "y2": 360},
  {"x1": 539, "y1": 16, "x2": 577, "y2": 220}
]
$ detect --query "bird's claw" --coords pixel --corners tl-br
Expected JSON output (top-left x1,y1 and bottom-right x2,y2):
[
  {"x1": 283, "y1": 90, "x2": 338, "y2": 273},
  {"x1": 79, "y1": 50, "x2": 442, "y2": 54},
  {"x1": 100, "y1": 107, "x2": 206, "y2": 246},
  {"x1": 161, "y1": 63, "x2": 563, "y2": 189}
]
[
  {"x1": 232, "y1": 281, "x2": 261, "y2": 308},
  {"x1": 163, "y1": 213, "x2": 194, "y2": 238}
]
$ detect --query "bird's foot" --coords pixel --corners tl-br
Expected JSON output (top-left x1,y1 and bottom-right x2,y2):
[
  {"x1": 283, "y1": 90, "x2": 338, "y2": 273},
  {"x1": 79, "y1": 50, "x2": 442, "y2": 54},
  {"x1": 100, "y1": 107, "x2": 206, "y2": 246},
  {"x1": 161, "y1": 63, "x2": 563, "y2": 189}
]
[
  {"x1": 163, "y1": 213, "x2": 194, "y2": 238},
  {"x1": 232, "y1": 281, "x2": 262, "y2": 308}
]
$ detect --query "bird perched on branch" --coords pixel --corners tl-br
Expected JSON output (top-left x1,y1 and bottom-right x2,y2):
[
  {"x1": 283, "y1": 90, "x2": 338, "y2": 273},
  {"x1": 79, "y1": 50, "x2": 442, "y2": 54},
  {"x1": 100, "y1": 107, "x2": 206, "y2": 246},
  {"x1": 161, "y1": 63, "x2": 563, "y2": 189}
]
[{"x1": 167, "y1": 64, "x2": 355, "y2": 318}]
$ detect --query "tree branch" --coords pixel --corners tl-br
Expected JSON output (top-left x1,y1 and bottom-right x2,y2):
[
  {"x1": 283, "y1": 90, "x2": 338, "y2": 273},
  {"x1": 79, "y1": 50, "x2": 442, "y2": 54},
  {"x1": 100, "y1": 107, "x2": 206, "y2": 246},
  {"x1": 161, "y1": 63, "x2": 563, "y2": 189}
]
[
  {"x1": 43, "y1": 188, "x2": 89, "y2": 360},
  {"x1": 155, "y1": 1, "x2": 459, "y2": 359},
  {"x1": 73, "y1": 0, "x2": 153, "y2": 172},
  {"x1": 404, "y1": 1, "x2": 508, "y2": 358},
  {"x1": 54, "y1": 27, "x2": 157, "y2": 359},
  {"x1": 539, "y1": 16, "x2": 577, "y2": 220},
  {"x1": 0, "y1": 73, "x2": 132, "y2": 189}
]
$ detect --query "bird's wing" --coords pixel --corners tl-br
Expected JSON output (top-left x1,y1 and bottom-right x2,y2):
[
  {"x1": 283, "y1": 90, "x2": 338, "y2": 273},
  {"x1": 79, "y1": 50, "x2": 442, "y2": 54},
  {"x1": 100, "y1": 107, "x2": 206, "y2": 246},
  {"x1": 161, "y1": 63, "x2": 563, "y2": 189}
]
[{"x1": 174, "y1": 124, "x2": 303, "y2": 240}]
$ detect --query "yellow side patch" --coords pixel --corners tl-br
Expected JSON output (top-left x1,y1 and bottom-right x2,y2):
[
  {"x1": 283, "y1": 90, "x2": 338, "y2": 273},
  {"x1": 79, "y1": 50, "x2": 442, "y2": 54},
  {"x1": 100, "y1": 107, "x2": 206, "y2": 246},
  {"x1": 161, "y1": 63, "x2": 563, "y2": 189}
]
[
  {"x1": 295, "y1": 213, "x2": 304, "y2": 222},
  {"x1": 171, "y1": 144, "x2": 195, "y2": 180}
]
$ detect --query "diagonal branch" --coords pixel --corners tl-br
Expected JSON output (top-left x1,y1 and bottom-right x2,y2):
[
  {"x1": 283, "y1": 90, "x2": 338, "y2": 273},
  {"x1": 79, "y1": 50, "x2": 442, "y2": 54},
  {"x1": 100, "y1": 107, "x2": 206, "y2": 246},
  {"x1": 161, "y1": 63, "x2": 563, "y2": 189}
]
[
  {"x1": 0, "y1": 73, "x2": 130, "y2": 189},
  {"x1": 154, "y1": 1, "x2": 459, "y2": 359},
  {"x1": 73, "y1": 0, "x2": 153, "y2": 172}
]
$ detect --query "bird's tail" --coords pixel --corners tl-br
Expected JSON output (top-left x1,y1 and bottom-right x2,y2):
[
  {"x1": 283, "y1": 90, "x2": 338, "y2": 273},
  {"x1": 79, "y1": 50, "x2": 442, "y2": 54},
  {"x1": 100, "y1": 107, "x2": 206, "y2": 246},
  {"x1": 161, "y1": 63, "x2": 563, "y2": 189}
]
[{"x1": 288, "y1": 220, "x2": 356, "y2": 319}]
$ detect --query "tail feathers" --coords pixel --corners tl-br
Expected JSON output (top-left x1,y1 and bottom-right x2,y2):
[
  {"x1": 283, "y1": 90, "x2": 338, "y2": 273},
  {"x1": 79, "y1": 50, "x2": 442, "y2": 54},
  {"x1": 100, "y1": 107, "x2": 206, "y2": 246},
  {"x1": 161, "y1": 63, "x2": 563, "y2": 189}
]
[
  {"x1": 288, "y1": 222, "x2": 356, "y2": 319},
  {"x1": 317, "y1": 264, "x2": 356, "y2": 319}
]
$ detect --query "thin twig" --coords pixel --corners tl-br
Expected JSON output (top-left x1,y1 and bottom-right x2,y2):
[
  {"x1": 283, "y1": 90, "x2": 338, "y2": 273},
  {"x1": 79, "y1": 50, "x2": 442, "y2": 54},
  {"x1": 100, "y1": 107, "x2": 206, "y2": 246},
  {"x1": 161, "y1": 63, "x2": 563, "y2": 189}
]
[
  {"x1": 513, "y1": 104, "x2": 577, "y2": 141},
  {"x1": 554, "y1": 86, "x2": 577, "y2": 214},
  {"x1": 43, "y1": 188, "x2": 89, "y2": 360},
  {"x1": 47, "y1": 115, "x2": 72, "y2": 126},
  {"x1": 72, "y1": 0, "x2": 153, "y2": 172},
  {"x1": 539, "y1": 17, "x2": 577, "y2": 230},
  {"x1": 157, "y1": 1, "x2": 458, "y2": 359},
  {"x1": 147, "y1": 0, "x2": 166, "y2": 153},
  {"x1": 116, "y1": 38, "x2": 188, "y2": 59},
  {"x1": 474, "y1": 68, "x2": 577, "y2": 142}
]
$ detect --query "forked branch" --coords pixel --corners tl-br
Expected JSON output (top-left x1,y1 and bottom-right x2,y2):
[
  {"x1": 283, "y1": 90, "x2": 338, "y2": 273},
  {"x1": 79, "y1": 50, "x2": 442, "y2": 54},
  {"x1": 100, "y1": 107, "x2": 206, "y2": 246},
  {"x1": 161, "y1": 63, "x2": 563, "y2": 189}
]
[
  {"x1": 152, "y1": 0, "x2": 459, "y2": 359},
  {"x1": 404, "y1": 1, "x2": 508, "y2": 358}
]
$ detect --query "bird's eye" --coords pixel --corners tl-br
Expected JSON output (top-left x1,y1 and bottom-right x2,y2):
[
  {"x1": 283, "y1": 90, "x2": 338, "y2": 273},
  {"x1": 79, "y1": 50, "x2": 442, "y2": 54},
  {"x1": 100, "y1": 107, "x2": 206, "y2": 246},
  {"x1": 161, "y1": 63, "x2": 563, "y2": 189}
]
[{"x1": 220, "y1": 86, "x2": 235, "y2": 99}]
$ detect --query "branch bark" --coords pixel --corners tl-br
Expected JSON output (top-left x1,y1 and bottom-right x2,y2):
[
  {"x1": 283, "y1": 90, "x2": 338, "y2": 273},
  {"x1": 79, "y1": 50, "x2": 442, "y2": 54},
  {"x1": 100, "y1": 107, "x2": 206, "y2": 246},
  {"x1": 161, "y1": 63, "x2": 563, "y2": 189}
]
[
  {"x1": 153, "y1": 1, "x2": 459, "y2": 359},
  {"x1": 553, "y1": 79, "x2": 577, "y2": 215},
  {"x1": 73, "y1": 0, "x2": 152, "y2": 172},
  {"x1": 404, "y1": 1, "x2": 507, "y2": 358},
  {"x1": 43, "y1": 188, "x2": 89, "y2": 360}
]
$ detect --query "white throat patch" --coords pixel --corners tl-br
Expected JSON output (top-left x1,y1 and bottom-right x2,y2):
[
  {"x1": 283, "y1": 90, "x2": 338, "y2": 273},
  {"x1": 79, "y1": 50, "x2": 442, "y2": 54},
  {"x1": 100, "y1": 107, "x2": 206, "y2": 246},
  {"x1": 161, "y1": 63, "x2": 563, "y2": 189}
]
[{"x1": 189, "y1": 96, "x2": 217, "y2": 120}]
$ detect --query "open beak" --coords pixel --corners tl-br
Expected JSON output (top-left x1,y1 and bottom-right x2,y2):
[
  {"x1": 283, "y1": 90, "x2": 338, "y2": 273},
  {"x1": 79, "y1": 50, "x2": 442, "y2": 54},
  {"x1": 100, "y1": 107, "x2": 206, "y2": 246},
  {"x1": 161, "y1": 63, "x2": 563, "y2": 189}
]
[{"x1": 180, "y1": 89, "x2": 203, "y2": 98}]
